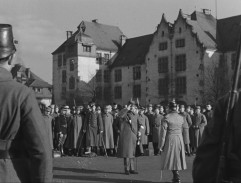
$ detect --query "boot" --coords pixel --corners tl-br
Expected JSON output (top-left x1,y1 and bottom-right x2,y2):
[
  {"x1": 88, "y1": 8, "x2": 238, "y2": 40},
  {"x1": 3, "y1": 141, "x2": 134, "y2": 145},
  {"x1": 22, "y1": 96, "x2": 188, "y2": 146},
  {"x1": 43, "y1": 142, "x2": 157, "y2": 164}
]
[
  {"x1": 60, "y1": 145, "x2": 65, "y2": 157},
  {"x1": 172, "y1": 170, "x2": 181, "y2": 183}
]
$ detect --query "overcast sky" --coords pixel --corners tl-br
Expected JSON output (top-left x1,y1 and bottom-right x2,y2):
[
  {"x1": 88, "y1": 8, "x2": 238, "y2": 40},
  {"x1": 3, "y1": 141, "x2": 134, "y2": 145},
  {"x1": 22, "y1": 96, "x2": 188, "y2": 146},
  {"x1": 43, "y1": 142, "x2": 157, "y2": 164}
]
[{"x1": 0, "y1": 0, "x2": 241, "y2": 83}]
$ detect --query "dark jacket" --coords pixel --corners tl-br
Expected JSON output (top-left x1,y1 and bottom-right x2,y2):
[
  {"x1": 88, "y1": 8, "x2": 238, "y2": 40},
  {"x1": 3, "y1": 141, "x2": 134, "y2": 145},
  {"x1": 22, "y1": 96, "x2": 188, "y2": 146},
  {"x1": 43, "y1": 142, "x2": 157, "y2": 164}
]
[
  {"x1": 193, "y1": 92, "x2": 241, "y2": 182},
  {"x1": 0, "y1": 68, "x2": 52, "y2": 182}
]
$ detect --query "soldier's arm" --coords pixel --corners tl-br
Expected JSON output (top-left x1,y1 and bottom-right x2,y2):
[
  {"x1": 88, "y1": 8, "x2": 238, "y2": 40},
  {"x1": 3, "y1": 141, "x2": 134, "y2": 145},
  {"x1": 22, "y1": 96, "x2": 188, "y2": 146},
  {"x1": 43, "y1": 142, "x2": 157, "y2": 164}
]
[
  {"x1": 145, "y1": 116, "x2": 150, "y2": 135},
  {"x1": 158, "y1": 117, "x2": 168, "y2": 150},
  {"x1": 97, "y1": 113, "x2": 103, "y2": 133},
  {"x1": 20, "y1": 89, "x2": 52, "y2": 182},
  {"x1": 199, "y1": 114, "x2": 207, "y2": 128},
  {"x1": 186, "y1": 113, "x2": 192, "y2": 127}
]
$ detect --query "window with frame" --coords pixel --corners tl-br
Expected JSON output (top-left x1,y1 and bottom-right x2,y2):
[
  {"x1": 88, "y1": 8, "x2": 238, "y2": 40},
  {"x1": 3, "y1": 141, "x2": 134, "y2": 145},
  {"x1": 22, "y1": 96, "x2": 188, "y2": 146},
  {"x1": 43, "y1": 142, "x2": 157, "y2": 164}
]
[
  {"x1": 96, "y1": 70, "x2": 102, "y2": 82},
  {"x1": 104, "y1": 70, "x2": 110, "y2": 83},
  {"x1": 158, "y1": 57, "x2": 168, "y2": 73},
  {"x1": 175, "y1": 39, "x2": 185, "y2": 48},
  {"x1": 115, "y1": 69, "x2": 122, "y2": 82},
  {"x1": 175, "y1": 54, "x2": 186, "y2": 71},
  {"x1": 176, "y1": 77, "x2": 186, "y2": 95},
  {"x1": 69, "y1": 76, "x2": 75, "y2": 89},
  {"x1": 231, "y1": 52, "x2": 236, "y2": 70},
  {"x1": 83, "y1": 45, "x2": 91, "y2": 52},
  {"x1": 104, "y1": 86, "x2": 111, "y2": 100},
  {"x1": 159, "y1": 42, "x2": 168, "y2": 51},
  {"x1": 63, "y1": 54, "x2": 66, "y2": 66},
  {"x1": 158, "y1": 78, "x2": 168, "y2": 96},
  {"x1": 95, "y1": 86, "x2": 102, "y2": 99},
  {"x1": 96, "y1": 53, "x2": 101, "y2": 60},
  {"x1": 104, "y1": 53, "x2": 110, "y2": 60},
  {"x1": 69, "y1": 59, "x2": 75, "y2": 71},
  {"x1": 62, "y1": 70, "x2": 66, "y2": 83},
  {"x1": 114, "y1": 86, "x2": 122, "y2": 99},
  {"x1": 133, "y1": 84, "x2": 141, "y2": 98},
  {"x1": 133, "y1": 66, "x2": 141, "y2": 80},
  {"x1": 58, "y1": 55, "x2": 62, "y2": 67}
]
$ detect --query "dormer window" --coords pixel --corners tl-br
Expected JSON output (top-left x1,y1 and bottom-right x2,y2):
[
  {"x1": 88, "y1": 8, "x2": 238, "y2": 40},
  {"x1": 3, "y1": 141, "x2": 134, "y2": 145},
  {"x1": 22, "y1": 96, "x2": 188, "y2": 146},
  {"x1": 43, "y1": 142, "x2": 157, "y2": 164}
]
[
  {"x1": 179, "y1": 27, "x2": 182, "y2": 33},
  {"x1": 161, "y1": 31, "x2": 164, "y2": 37},
  {"x1": 83, "y1": 45, "x2": 91, "y2": 52}
]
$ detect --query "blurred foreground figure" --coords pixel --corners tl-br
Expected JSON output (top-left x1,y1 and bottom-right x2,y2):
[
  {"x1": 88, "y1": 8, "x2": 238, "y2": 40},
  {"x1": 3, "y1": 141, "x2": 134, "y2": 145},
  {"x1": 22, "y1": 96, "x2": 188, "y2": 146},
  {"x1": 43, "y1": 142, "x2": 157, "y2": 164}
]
[
  {"x1": 193, "y1": 93, "x2": 241, "y2": 182},
  {"x1": 159, "y1": 101, "x2": 187, "y2": 183},
  {"x1": 0, "y1": 24, "x2": 52, "y2": 182}
]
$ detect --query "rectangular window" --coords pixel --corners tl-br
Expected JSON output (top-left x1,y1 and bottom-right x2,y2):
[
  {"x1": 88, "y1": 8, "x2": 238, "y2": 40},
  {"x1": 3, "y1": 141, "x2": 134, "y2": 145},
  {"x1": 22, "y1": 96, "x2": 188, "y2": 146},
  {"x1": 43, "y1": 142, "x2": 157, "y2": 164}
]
[
  {"x1": 133, "y1": 66, "x2": 141, "y2": 80},
  {"x1": 58, "y1": 55, "x2": 62, "y2": 67},
  {"x1": 63, "y1": 54, "x2": 66, "y2": 66},
  {"x1": 83, "y1": 45, "x2": 91, "y2": 52},
  {"x1": 159, "y1": 42, "x2": 168, "y2": 51},
  {"x1": 133, "y1": 84, "x2": 141, "y2": 98},
  {"x1": 69, "y1": 59, "x2": 75, "y2": 71},
  {"x1": 104, "y1": 53, "x2": 110, "y2": 60},
  {"x1": 176, "y1": 77, "x2": 186, "y2": 95},
  {"x1": 114, "y1": 86, "x2": 122, "y2": 99},
  {"x1": 158, "y1": 78, "x2": 168, "y2": 96},
  {"x1": 104, "y1": 70, "x2": 110, "y2": 83},
  {"x1": 175, "y1": 54, "x2": 186, "y2": 71},
  {"x1": 104, "y1": 86, "x2": 111, "y2": 100},
  {"x1": 115, "y1": 69, "x2": 122, "y2": 82},
  {"x1": 175, "y1": 39, "x2": 185, "y2": 48},
  {"x1": 96, "y1": 53, "x2": 101, "y2": 59},
  {"x1": 158, "y1": 57, "x2": 168, "y2": 73},
  {"x1": 96, "y1": 86, "x2": 102, "y2": 99},
  {"x1": 96, "y1": 70, "x2": 102, "y2": 82},
  {"x1": 231, "y1": 52, "x2": 236, "y2": 70},
  {"x1": 62, "y1": 70, "x2": 66, "y2": 83}
]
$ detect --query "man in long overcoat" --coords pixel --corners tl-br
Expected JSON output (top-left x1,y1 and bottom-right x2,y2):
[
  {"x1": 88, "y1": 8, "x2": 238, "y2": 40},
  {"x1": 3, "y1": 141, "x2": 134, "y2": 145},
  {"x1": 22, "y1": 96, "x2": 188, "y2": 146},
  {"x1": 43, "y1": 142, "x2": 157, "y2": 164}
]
[
  {"x1": 152, "y1": 105, "x2": 164, "y2": 155},
  {"x1": 203, "y1": 104, "x2": 213, "y2": 125},
  {"x1": 145, "y1": 104, "x2": 155, "y2": 149},
  {"x1": 42, "y1": 106, "x2": 54, "y2": 150},
  {"x1": 179, "y1": 104, "x2": 192, "y2": 156},
  {"x1": 117, "y1": 102, "x2": 138, "y2": 175},
  {"x1": 0, "y1": 24, "x2": 52, "y2": 182},
  {"x1": 137, "y1": 106, "x2": 150, "y2": 155},
  {"x1": 112, "y1": 109, "x2": 120, "y2": 156},
  {"x1": 83, "y1": 102, "x2": 103, "y2": 154},
  {"x1": 190, "y1": 106, "x2": 207, "y2": 154}
]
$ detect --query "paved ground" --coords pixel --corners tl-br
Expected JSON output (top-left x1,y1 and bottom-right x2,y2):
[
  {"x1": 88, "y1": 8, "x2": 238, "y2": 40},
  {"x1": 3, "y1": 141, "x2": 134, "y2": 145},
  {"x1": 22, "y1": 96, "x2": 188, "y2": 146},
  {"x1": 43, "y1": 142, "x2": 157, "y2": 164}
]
[{"x1": 53, "y1": 155, "x2": 194, "y2": 183}]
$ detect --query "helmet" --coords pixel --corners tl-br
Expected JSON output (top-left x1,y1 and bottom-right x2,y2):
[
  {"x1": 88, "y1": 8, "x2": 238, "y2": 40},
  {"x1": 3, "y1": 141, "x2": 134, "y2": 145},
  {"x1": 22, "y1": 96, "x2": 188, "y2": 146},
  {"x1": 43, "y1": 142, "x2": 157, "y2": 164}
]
[{"x1": 0, "y1": 24, "x2": 16, "y2": 59}]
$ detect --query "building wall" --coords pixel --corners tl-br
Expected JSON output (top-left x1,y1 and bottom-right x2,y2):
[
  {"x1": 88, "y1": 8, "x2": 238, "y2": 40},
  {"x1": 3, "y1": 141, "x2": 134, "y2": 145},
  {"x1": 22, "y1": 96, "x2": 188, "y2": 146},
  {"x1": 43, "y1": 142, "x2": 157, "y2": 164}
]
[{"x1": 111, "y1": 64, "x2": 146, "y2": 106}]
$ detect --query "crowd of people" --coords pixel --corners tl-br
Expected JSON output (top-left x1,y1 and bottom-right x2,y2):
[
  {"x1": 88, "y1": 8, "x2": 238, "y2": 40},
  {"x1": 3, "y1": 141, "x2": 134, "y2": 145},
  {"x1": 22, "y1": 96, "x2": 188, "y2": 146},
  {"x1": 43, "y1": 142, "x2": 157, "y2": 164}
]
[{"x1": 41, "y1": 101, "x2": 213, "y2": 159}]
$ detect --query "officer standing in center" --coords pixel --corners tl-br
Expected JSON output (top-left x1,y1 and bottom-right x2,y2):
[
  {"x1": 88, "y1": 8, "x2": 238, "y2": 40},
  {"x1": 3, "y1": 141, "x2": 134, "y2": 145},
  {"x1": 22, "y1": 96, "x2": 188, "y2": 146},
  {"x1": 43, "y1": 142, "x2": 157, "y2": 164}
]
[{"x1": 0, "y1": 24, "x2": 52, "y2": 182}]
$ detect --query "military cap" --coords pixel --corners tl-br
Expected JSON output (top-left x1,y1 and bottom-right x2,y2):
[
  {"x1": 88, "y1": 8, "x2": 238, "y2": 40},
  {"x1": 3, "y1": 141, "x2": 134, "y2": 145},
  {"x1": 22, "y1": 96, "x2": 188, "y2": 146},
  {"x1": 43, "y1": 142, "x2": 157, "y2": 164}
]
[
  {"x1": 61, "y1": 105, "x2": 69, "y2": 110},
  {"x1": 76, "y1": 105, "x2": 83, "y2": 109},
  {"x1": 45, "y1": 106, "x2": 51, "y2": 112},
  {"x1": 195, "y1": 106, "x2": 201, "y2": 110},
  {"x1": 154, "y1": 104, "x2": 161, "y2": 110},
  {"x1": 180, "y1": 104, "x2": 185, "y2": 108},
  {"x1": 89, "y1": 102, "x2": 95, "y2": 107},
  {"x1": 147, "y1": 104, "x2": 153, "y2": 108},
  {"x1": 96, "y1": 106, "x2": 101, "y2": 110},
  {"x1": 169, "y1": 101, "x2": 177, "y2": 108}
]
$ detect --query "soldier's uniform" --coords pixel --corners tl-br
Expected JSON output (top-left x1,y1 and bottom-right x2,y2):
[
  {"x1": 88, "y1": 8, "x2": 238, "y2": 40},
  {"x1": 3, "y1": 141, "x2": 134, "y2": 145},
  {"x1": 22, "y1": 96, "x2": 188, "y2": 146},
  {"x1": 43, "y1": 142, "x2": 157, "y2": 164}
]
[{"x1": 0, "y1": 24, "x2": 52, "y2": 182}]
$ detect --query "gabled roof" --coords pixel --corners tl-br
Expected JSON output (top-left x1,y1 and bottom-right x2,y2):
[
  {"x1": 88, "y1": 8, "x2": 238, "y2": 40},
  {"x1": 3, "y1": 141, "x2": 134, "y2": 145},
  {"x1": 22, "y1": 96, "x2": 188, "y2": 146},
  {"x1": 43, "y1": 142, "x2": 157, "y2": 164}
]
[
  {"x1": 217, "y1": 14, "x2": 241, "y2": 52},
  {"x1": 177, "y1": 10, "x2": 217, "y2": 49},
  {"x1": 11, "y1": 64, "x2": 52, "y2": 88},
  {"x1": 111, "y1": 34, "x2": 153, "y2": 68},
  {"x1": 52, "y1": 20, "x2": 124, "y2": 54}
]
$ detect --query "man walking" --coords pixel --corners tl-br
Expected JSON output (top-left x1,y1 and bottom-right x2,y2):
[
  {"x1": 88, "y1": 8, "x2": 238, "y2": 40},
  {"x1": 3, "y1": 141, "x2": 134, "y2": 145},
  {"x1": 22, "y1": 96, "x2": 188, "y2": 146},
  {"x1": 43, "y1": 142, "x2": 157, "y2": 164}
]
[{"x1": 0, "y1": 24, "x2": 52, "y2": 182}]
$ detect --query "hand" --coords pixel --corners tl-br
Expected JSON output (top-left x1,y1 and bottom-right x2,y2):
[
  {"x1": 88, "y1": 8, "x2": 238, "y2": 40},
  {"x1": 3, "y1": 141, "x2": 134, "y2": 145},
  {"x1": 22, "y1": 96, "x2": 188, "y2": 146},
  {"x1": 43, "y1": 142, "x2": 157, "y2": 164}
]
[
  {"x1": 100, "y1": 131, "x2": 103, "y2": 133},
  {"x1": 138, "y1": 131, "x2": 141, "y2": 136},
  {"x1": 60, "y1": 133, "x2": 63, "y2": 137},
  {"x1": 83, "y1": 130, "x2": 86, "y2": 133},
  {"x1": 140, "y1": 125, "x2": 144, "y2": 129}
]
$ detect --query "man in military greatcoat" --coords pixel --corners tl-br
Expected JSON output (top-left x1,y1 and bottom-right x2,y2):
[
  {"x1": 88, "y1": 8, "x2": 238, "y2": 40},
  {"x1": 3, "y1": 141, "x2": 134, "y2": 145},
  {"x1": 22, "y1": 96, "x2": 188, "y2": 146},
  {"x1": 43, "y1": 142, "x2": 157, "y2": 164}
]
[
  {"x1": 190, "y1": 106, "x2": 207, "y2": 154},
  {"x1": 83, "y1": 102, "x2": 103, "y2": 154},
  {"x1": 0, "y1": 24, "x2": 52, "y2": 182},
  {"x1": 42, "y1": 106, "x2": 54, "y2": 150},
  {"x1": 203, "y1": 103, "x2": 213, "y2": 125},
  {"x1": 117, "y1": 101, "x2": 139, "y2": 175},
  {"x1": 145, "y1": 104, "x2": 155, "y2": 149}
]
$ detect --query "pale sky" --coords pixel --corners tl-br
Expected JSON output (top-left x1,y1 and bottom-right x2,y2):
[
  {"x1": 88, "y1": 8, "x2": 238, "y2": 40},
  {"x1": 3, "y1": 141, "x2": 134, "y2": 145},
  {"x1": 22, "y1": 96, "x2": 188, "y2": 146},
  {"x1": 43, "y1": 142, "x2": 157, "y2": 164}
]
[{"x1": 0, "y1": 0, "x2": 241, "y2": 83}]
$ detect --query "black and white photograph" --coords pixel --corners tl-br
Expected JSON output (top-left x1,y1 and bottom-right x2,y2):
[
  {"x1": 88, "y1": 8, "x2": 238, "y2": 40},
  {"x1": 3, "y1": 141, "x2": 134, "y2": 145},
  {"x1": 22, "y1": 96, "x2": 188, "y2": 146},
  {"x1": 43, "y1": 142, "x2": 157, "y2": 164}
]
[{"x1": 0, "y1": 0, "x2": 241, "y2": 182}]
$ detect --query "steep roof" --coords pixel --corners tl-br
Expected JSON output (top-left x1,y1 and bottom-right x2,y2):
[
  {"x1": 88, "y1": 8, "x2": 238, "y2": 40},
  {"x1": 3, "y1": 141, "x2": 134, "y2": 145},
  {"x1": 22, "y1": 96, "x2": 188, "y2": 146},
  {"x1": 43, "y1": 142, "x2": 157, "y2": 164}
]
[
  {"x1": 52, "y1": 20, "x2": 123, "y2": 54},
  {"x1": 11, "y1": 64, "x2": 52, "y2": 88},
  {"x1": 182, "y1": 10, "x2": 217, "y2": 49},
  {"x1": 217, "y1": 14, "x2": 241, "y2": 52},
  {"x1": 111, "y1": 34, "x2": 153, "y2": 68}
]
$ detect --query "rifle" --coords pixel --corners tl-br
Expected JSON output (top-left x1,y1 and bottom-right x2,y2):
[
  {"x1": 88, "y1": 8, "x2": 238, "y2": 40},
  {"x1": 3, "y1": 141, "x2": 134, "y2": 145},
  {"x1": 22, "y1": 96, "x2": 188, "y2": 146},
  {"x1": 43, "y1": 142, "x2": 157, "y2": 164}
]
[{"x1": 216, "y1": 33, "x2": 241, "y2": 182}]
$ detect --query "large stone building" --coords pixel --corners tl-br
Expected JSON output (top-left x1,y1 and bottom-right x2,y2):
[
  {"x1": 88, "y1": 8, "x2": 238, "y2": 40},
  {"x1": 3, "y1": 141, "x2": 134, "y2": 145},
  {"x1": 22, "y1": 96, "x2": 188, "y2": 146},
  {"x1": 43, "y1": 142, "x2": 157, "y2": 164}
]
[
  {"x1": 52, "y1": 10, "x2": 241, "y2": 107},
  {"x1": 52, "y1": 20, "x2": 124, "y2": 106}
]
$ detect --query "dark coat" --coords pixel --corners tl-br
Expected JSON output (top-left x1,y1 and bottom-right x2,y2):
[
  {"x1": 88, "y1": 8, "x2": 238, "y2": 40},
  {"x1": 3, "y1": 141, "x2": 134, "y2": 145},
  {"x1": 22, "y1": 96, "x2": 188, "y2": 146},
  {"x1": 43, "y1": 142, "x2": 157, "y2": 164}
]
[
  {"x1": 102, "y1": 112, "x2": 114, "y2": 149},
  {"x1": 193, "y1": 92, "x2": 241, "y2": 182},
  {"x1": 83, "y1": 111, "x2": 103, "y2": 147},
  {"x1": 203, "y1": 110, "x2": 213, "y2": 124},
  {"x1": 0, "y1": 68, "x2": 52, "y2": 183},
  {"x1": 152, "y1": 113, "x2": 164, "y2": 143},
  {"x1": 145, "y1": 111, "x2": 155, "y2": 136},
  {"x1": 179, "y1": 111, "x2": 192, "y2": 144},
  {"x1": 43, "y1": 114, "x2": 53, "y2": 149},
  {"x1": 118, "y1": 111, "x2": 138, "y2": 158},
  {"x1": 137, "y1": 113, "x2": 150, "y2": 145},
  {"x1": 190, "y1": 113, "x2": 207, "y2": 148}
]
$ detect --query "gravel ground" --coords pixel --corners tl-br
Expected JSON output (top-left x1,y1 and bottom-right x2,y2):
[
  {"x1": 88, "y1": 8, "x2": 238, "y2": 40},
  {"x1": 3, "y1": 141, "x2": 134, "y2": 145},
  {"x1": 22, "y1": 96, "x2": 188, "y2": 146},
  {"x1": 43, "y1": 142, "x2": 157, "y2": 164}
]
[{"x1": 53, "y1": 154, "x2": 194, "y2": 183}]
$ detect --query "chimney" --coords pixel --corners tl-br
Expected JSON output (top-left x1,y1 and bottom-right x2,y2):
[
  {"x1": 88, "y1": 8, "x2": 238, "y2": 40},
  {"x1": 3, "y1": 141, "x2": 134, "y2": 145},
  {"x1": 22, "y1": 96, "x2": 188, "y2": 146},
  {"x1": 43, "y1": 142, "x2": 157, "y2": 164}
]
[
  {"x1": 66, "y1": 31, "x2": 73, "y2": 40},
  {"x1": 92, "y1": 19, "x2": 98, "y2": 23},
  {"x1": 120, "y1": 35, "x2": 126, "y2": 46},
  {"x1": 25, "y1": 68, "x2": 31, "y2": 78}
]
